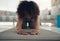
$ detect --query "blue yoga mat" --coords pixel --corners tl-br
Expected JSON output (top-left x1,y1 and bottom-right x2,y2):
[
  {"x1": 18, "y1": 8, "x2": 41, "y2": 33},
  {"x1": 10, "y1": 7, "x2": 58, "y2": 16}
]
[{"x1": 56, "y1": 15, "x2": 60, "y2": 28}]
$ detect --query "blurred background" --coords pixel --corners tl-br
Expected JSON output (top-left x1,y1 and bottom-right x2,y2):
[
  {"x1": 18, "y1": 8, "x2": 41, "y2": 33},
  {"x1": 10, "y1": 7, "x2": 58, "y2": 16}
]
[{"x1": 0, "y1": 0, "x2": 60, "y2": 33}]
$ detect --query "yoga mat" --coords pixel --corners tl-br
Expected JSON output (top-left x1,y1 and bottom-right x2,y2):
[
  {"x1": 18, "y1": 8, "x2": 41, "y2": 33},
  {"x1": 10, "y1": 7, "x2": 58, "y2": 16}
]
[{"x1": 0, "y1": 28, "x2": 60, "y2": 40}]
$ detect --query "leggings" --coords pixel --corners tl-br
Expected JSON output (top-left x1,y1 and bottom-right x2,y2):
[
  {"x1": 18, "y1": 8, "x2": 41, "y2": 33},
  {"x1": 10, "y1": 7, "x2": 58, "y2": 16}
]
[{"x1": 22, "y1": 18, "x2": 35, "y2": 29}]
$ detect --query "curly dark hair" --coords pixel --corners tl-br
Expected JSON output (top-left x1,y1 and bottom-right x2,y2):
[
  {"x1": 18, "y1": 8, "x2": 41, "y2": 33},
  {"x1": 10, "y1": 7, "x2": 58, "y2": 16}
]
[{"x1": 17, "y1": 1, "x2": 40, "y2": 19}]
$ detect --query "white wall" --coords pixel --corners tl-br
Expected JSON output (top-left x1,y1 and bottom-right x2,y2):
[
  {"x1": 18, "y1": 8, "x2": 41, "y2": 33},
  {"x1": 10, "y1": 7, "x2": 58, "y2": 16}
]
[
  {"x1": 0, "y1": 0, "x2": 20, "y2": 12},
  {"x1": 0, "y1": 0, "x2": 51, "y2": 12}
]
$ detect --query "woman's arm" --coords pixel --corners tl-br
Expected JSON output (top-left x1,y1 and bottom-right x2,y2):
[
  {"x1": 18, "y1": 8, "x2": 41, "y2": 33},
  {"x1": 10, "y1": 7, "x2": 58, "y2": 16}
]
[
  {"x1": 16, "y1": 14, "x2": 23, "y2": 30},
  {"x1": 34, "y1": 16, "x2": 40, "y2": 29}
]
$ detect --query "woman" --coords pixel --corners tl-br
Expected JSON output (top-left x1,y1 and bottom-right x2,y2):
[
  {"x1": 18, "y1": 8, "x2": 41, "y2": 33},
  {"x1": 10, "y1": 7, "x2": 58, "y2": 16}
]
[{"x1": 16, "y1": 1, "x2": 40, "y2": 35}]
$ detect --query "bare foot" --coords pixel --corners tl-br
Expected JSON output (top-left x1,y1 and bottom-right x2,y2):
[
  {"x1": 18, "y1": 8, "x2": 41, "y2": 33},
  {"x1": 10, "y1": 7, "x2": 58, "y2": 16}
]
[
  {"x1": 17, "y1": 29, "x2": 29, "y2": 35},
  {"x1": 30, "y1": 29, "x2": 39, "y2": 35}
]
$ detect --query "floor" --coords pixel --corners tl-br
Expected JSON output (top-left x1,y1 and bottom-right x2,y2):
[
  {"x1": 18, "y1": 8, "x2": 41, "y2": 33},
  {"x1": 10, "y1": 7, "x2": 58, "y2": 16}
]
[
  {"x1": 0, "y1": 22, "x2": 13, "y2": 32},
  {"x1": 0, "y1": 22, "x2": 60, "y2": 33},
  {"x1": 0, "y1": 27, "x2": 60, "y2": 41},
  {"x1": 0, "y1": 22, "x2": 60, "y2": 41}
]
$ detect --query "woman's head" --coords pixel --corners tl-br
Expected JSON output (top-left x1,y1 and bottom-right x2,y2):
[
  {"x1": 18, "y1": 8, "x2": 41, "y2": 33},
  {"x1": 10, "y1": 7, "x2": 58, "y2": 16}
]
[{"x1": 17, "y1": 1, "x2": 40, "y2": 18}]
